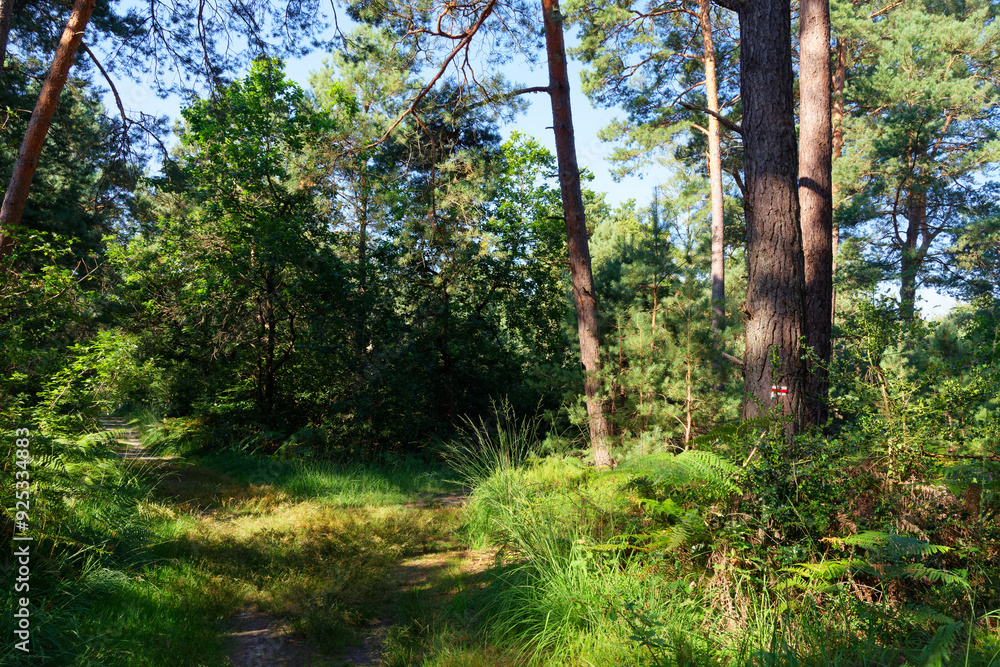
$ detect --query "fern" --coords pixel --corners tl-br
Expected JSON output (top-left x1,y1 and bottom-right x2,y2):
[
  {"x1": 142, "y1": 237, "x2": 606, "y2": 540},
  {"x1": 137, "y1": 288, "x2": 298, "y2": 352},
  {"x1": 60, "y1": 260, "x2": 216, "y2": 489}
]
[
  {"x1": 780, "y1": 558, "x2": 867, "y2": 593},
  {"x1": 621, "y1": 449, "x2": 740, "y2": 495},
  {"x1": 918, "y1": 621, "x2": 964, "y2": 667},
  {"x1": 637, "y1": 497, "x2": 682, "y2": 518},
  {"x1": 898, "y1": 564, "x2": 970, "y2": 588},
  {"x1": 81, "y1": 427, "x2": 131, "y2": 448},
  {"x1": 651, "y1": 509, "x2": 703, "y2": 552},
  {"x1": 823, "y1": 531, "x2": 952, "y2": 558},
  {"x1": 785, "y1": 532, "x2": 969, "y2": 596},
  {"x1": 783, "y1": 558, "x2": 868, "y2": 581}
]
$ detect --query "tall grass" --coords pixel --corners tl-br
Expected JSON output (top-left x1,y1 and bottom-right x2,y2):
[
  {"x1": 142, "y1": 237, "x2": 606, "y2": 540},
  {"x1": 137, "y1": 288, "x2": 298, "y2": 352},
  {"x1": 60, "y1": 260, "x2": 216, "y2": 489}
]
[
  {"x1": 442, "y1": 409, "x2": 1000, "y2": 667},
  {"x1": 441, "y1": 398, "x2": 539, "y2": 488},
  {"x1": 440, "y1": 407, "x2": 709, "y2": 664},
  {"x1": 1, "y1": 429, "x2": 158, "y2": 665}
]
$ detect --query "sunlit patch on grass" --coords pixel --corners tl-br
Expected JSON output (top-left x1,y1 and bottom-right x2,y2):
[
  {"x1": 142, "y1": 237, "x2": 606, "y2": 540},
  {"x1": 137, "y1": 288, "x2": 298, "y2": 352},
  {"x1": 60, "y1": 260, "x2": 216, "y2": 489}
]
[{"x1": 137, "y1": 454, "x2": 465, "y2": 658}]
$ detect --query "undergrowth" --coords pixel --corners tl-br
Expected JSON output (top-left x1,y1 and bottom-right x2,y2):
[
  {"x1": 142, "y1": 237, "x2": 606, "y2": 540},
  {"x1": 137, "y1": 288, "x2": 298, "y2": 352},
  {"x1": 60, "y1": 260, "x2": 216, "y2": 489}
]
[
  {"x1": 426, "y1": 401, "x2": 1000, "y2": 667},
  {"x1": 2, "y1": 413, "x2": 461, "y2": 665}
]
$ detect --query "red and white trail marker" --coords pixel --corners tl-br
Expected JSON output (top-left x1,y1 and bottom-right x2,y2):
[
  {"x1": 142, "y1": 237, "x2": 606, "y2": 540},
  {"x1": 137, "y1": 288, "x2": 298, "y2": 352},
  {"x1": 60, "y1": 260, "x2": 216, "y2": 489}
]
[{"x1": 771, "y1": 385, "x2": 788, "y2": 399}]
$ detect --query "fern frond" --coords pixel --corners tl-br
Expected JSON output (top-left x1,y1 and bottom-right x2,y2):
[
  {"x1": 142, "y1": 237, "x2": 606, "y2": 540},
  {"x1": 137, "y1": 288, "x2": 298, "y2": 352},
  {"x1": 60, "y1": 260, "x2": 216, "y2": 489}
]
[
  {"x1": 900, "y1": 606, "x2": 956, "y2": 628},
  {"x1": 898, "y1": 564, "x2": 969, "y2": 588},
  {"x1": 79, "y1": 428, "x2": 131, "y2": 451},
  {"x1": 782, "y1": 558, "x2": 867, "y2": 581},
  {"x1": 823, "y1": 531, "x2": 951, "y2": 558},
  {"x1": 647, "y1": 525, "x2": 689, "y2": 553},
  {"x1": 918, "y1": 621, "x2": 964, "y2": 667},
  {"x1": 638, "y1": 497, "x2": 682, "y2": 518},
  {"x1": 655, "y1": 450, "x2": 740, "y2": 494},
  {"x1": 643, "y1": 508, "x2": 703, "y2": 552},
  {"x1": 689, "y1": 418, "x2": 773, "y2": 451}
]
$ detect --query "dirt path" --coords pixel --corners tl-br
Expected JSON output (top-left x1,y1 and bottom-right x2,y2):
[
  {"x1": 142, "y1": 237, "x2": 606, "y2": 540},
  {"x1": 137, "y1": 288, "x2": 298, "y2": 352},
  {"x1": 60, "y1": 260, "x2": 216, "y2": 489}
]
[
  {"x1": 338, "y1": 545, "x2": 493, "y2": 667},
  {"x1": 225, "y1": 606, "x2": 333, "y2": 667},
  {"x1": 219, "y1": 523, "x2": 479, "y2": 667},
  {"x1": 102, "y1": 418, "x2": 337, "y2": 665},
  {"x1": 101, "y1": 417, "x2": 483, "y2": 667},
  {"x1": 100, "y1": 416, "x2": 172, "y2": 462}
]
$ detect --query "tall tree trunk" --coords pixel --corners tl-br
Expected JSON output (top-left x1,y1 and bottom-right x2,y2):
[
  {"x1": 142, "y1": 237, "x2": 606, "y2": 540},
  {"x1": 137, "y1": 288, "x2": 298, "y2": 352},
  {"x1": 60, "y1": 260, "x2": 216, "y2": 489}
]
[
  {"x1": 831, "y1": 39, "x2": 846, "y2": 327},
  {"x1": 262, "y1": 269, "x2": 278, "y2": 415},
  {"x1": 542, "y1": 0, "x2": 614, "y2": 467},
  {"x1": 356, "y1": 175, "x2": 370, "y2": 356},
  {"x1": 438, "y1": 287, "x2": 456, "y2": 423},
  {"x1": 735, "y1": 0, "x2": 807, "y2": 435},
  {"x1": 798, "y1": 0, "x2": 833, "y2": 428},
  {"x1": 0, "y1": 0, "x2": 13, "y2": 89},
  {"x1": 0, "y1": 0, "x2": 96, "y2": 258},
  {"x1": 700, "y1": 0, "x2": 726, "y2": 338},
  {"x1": 900, "y1": 189, "x2": 925, "y2": 321}
]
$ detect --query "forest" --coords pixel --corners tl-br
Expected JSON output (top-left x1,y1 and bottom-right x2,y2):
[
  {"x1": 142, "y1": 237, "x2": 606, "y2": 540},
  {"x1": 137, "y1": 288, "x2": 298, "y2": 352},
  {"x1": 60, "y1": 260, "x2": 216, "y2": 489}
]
[{"x1": 1, "y1": 0, "x2": 999, "y2": 663}]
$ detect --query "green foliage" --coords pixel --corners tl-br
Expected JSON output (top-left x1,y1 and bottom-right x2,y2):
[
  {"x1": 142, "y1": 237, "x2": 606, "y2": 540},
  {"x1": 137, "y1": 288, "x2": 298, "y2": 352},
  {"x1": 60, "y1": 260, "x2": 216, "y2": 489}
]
[
  {"x1": 589, "y1": 174, "x2": 742, "y2": 451},
  {"x1": 569, "y1": 0, "x2": 741, "y2": 183},
  {"x1": 783, "y1": 532, "x2": 965, "y2": 591},
  {"x1": 830, "y1": 292, "x2": 1000, "y2": 477},
  {"x1": 110, "y1": 47, "x2": 576, "y2": 455},
  {"x1": 832, "y1": 0, "x2": 1000, "y2": 305},
  {"x1": 1, "y1": 421, "x2": 154, "y2": 664},
  {"x1": 5, "y1": 6, "x2": 1000, "y2": 663},
  {"x1": 441, "y1": 398, "x2": 540, "y2": 487}
]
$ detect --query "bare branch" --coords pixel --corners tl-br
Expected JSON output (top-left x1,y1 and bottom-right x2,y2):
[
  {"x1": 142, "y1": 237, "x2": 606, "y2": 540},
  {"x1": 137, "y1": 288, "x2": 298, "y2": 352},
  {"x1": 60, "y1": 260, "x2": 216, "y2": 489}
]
[
  {"x1": 869, "y1": 1, "x2": 902, "y2": 19},
  {"x1": 369, "y1": 0, "x2": 498, "y2": 148},
  {"x1": 712, "y1": 0, "x2": 742, "y2": 11},
  {"x1": 509, "y1": 86, "x2": 551, "y2": 95},
  {"x1": 722, "y1": 351, "x2": 744, "y2": 367},
  {"x1": 725, "y1": 167, "x2": 747, "y2": 199},
  {"x1": 921, "y1": 446, "x2": 1000, "y2": 462},
  {"x1": 81, "y1": 42, "x2": 128, "y2": 135}
]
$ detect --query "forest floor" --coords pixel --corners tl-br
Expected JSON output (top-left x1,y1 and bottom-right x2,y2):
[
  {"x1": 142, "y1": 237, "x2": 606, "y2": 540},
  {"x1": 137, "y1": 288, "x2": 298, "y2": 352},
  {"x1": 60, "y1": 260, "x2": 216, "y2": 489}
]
[{"x1": 101, "y1": 420, "x2": 491, "y2": 666}]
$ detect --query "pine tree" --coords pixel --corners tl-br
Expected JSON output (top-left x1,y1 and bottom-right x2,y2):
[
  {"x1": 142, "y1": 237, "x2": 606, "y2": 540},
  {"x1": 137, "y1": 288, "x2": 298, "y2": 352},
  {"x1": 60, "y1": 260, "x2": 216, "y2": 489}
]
[
  {"x1": 833, "y1": 0, "x2": 1000, "y2": 320},
  {"x1": 715, "y1": 0, "x2": 807, "y2": 434},
  {"x1": 799, "y1": 0, "x2": 834, "y2": 427},
  {"x1": 572, "y1": 0, "x2": 740, "y2": 342},
  {"x1": 592, "y1": 173, "x2": 739, "y2": 449}
]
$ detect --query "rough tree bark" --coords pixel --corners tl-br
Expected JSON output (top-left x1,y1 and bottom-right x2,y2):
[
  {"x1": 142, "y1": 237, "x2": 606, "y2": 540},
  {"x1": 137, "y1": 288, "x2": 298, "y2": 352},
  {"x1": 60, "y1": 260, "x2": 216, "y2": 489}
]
[
  {"x1": 700, "y1": 0, "x2": 726, "y2": 339},
  {"x1": 0, "y1": 0, "x2": 13, "y2": 89},
  {"x1": 542, "y1": 0, "x2": 615, "y2": 467},
  {"x1": 831, "y1": 39, "x2": 846, "y2": 327},
  {"x1": 0, "y1": 0, "x2": 97, "y2": 258},
  {"x1": 900, "y1": 189, "x2": 926, "y2": 321},
  {"x1": 716, "y1": 0, "x2": 807, "y2": 434},
  {"x1": 798, "y1": 0, "x2": 833, "y2": 428}
]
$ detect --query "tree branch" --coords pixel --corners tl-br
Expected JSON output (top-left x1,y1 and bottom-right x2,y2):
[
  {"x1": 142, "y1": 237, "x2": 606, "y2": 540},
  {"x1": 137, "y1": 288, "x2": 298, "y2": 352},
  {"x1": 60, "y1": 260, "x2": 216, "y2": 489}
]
[
  {"x1": 921, "y1": 447, "x2": 1000, "y2": 462},
  {"x1": 80, "y1": 42, "x2": 128, "y2": 134},
  {"x1": 679, "y1": 101, "x2": 743, "y2": 135},
  {"x1": 509, "y1": 86, "x2": 551, "y2": 95},
  {"x1": 712, "y1": 0, "x2": 742, "y2": 11},
  {"x1": 725, "y1": 167, "x2": 747, "y2": 199},
  {"x1": 869, "y1": 1, "x2": 902, "y2": 18},
  {"x1": 369, "y1": 0, "x2": 497, "y2": 148},
  {"x1": 721, "y1": 351, "x2": 744, "y2": 367}
]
